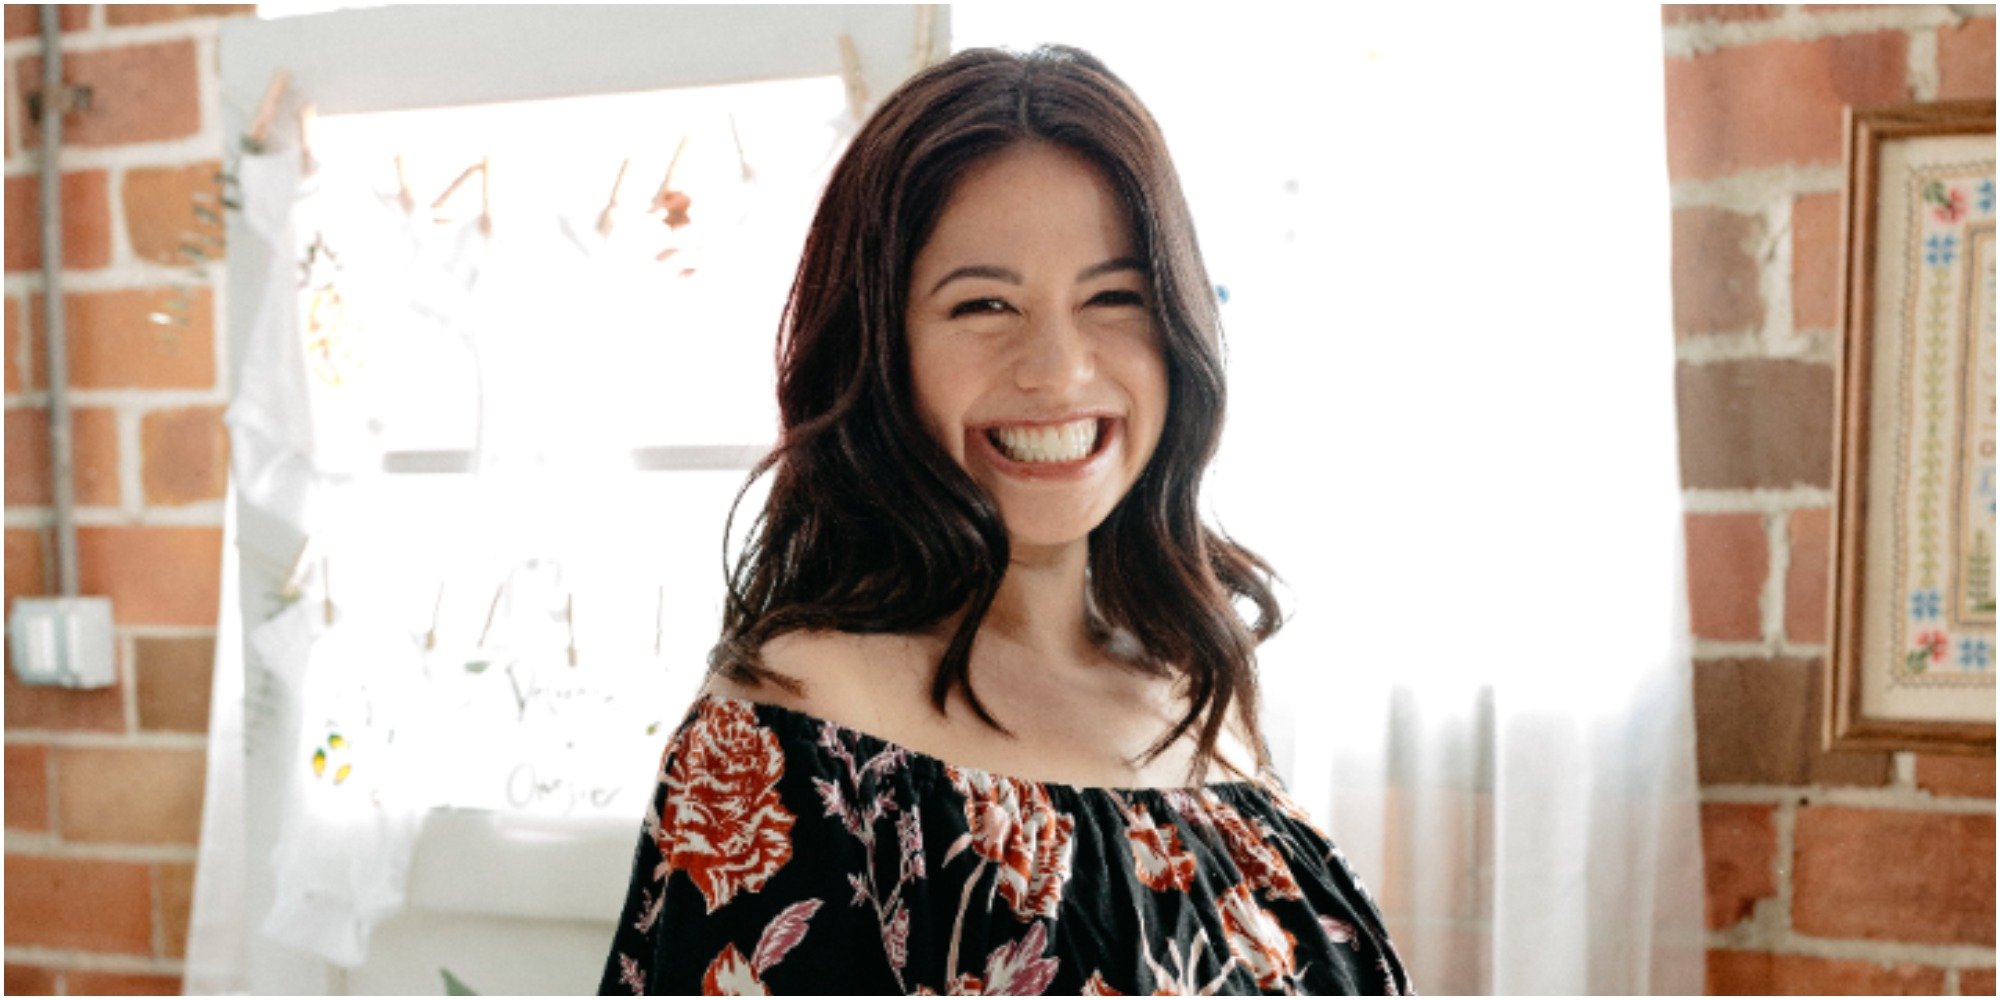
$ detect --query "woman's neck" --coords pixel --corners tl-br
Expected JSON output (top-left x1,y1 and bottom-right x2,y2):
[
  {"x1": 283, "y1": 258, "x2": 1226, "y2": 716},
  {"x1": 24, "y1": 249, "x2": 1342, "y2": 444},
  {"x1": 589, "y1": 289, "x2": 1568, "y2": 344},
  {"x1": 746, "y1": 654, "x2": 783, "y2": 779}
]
[{"x1": 976, "y1": 538, "x2": 1098, "y2": 668}]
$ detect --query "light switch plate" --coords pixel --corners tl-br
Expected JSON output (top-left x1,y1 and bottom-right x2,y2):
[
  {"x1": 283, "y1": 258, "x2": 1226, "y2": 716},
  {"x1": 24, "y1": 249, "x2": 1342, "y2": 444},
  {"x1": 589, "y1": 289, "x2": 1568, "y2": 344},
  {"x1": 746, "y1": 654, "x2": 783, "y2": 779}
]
[{"x1": 8, "y1": 596, "x2": 117, "y2": 689}]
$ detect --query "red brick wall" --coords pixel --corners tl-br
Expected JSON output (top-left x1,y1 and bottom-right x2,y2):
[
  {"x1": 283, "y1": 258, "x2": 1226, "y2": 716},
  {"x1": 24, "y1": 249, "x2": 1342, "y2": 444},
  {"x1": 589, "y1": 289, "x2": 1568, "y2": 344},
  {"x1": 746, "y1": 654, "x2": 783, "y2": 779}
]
[
  {"x1": 3, "y1": 4, "x2": 252, "y2": 995},
  {"x1": 1664, "y1": 4, "x2": 1998, "y2": 995}
]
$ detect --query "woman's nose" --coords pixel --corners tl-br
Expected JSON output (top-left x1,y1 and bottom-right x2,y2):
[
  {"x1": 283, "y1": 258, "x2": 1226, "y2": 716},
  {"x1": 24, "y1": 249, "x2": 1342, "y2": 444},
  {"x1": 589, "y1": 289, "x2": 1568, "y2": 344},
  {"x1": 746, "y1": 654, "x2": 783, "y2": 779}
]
[{"x1": 1012, "y1": 311, "x2": 1094, "y2": 392}]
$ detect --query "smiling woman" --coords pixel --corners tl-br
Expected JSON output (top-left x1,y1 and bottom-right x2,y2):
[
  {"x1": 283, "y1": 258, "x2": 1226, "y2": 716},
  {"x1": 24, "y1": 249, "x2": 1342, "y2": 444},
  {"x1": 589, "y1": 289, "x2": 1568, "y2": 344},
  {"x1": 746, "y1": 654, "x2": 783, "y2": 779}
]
[{"x1": 598, "y1": 46, "x2": 1412, "y2": 995}]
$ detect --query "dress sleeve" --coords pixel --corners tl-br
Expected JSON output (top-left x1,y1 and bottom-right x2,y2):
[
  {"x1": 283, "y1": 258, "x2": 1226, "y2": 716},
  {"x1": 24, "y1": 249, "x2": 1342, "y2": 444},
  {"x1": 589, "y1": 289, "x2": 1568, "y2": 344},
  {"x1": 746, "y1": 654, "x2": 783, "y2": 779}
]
[{"x1": 597, "y1": 698, "x2": 900, "y2": 995}]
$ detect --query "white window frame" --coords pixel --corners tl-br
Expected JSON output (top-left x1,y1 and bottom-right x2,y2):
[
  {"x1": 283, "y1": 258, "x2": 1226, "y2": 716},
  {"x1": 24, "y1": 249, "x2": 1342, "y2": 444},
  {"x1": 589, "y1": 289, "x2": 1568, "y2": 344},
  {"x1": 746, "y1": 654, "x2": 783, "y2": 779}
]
[{"x1": 215, "y1": 7, "x2": 946, "y2": 994}]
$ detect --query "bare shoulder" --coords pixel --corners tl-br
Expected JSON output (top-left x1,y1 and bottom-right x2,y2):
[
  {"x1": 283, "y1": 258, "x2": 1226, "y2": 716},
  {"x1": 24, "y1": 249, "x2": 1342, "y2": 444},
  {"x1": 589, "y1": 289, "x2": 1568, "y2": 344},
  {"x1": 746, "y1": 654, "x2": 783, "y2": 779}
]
[{"x1": 700, "y1": 630, "x2": 928, "y2": 729}]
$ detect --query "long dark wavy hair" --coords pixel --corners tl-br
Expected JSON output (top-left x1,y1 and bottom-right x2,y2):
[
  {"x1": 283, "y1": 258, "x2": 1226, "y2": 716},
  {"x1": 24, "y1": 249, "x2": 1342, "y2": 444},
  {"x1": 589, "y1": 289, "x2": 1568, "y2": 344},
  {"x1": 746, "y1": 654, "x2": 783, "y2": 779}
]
[{"x1": 709, "y1": 45, "x2": 1283, "y2": 778}]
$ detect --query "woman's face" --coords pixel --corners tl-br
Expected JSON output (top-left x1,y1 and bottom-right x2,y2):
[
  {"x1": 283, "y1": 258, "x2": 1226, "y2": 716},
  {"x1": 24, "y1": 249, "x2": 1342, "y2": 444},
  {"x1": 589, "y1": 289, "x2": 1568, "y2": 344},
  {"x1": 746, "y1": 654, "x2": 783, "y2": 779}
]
[{"x1": 904, "y1": 142, "x2": 1169, "y2": 554}]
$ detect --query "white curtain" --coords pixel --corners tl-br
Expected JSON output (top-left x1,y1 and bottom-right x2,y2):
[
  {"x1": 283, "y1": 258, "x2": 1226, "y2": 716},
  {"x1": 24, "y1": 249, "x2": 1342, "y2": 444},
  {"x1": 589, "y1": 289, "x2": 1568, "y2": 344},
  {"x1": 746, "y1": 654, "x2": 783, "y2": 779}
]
[{"x1": 958, "y1": 6, "x2": 1705, "y2": 994}]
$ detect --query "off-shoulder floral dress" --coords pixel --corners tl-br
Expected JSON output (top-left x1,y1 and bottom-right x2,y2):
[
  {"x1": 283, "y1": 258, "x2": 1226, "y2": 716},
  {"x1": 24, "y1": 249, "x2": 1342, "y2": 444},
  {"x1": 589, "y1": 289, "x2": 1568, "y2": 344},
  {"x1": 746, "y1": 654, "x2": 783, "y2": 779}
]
[{"x1": 598, "y1": 694, "x2": 1413, "y2": 995}]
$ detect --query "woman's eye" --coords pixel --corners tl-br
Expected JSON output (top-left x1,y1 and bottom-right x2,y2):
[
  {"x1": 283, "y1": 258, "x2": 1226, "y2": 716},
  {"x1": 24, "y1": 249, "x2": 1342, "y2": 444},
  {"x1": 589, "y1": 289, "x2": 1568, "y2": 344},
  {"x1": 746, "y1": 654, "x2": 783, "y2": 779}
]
[
  {"x1": 948, "y1": 297, "x2": 1012, "y2": 318},
  {"x1": 1089, "y1": 289, "x2": 1147, "y2": 308}
]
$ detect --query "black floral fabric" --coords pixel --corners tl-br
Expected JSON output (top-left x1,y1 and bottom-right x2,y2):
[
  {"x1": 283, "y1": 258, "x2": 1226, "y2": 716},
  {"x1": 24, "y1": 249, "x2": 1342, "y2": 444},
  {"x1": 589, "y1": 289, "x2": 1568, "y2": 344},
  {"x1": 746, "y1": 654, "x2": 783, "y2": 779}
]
[{"x1": 599, "y1": 694, "x2": 1413, "y2": 995}]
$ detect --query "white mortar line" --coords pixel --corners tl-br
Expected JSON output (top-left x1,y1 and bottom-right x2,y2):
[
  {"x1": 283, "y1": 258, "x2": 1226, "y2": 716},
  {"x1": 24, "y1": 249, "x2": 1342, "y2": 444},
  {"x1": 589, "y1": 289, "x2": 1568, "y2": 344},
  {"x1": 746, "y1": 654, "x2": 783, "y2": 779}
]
[
  {"x1": 117, "y1": 624, "x2": 221, "y2": 640},
  {"x1": 3, "y1": 261, "x2": 218, "y2": 291},
  {"x1": 117, "y1": 402, "x2": 140, "y2": 514},
  {"x1": 1671, "y1": 165, "x2": 1847, "y2": 211},
  {"x1": 1663, "y1": 5, "x2": 1974, "y2": 58},
  {"x1": 4, "y1": 730, "x2": 207, "y2": 750},
  {"x1": 7, "y1": 389, "x2": 233, "y2": 410},
  {"x1": 1, "y1": 945, "x2": 186, "y2": 976},
  {"x1": 1909, "y1": 26, "x2": 1943, "y2": 102},
  {"x1": 1702, "y1": 783, "x2": 1998, "y2": 813},
  {"x1": 1681, "y1": 486, "x2": 1839, "y2": 514},
  {"x1": 1894, "y1": 750, "x2": 1919, "y2": 788},
  {"x1": 2, "y1": 504, "x2": 225, "y2": 528}
]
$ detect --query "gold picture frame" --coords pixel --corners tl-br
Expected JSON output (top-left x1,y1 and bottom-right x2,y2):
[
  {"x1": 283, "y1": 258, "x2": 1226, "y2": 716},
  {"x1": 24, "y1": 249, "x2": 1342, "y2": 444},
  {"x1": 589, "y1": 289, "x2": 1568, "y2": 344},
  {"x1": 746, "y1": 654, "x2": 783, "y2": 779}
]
[{"x1": 1827, "y1": 99, "x2": 1997, "y2": 754}]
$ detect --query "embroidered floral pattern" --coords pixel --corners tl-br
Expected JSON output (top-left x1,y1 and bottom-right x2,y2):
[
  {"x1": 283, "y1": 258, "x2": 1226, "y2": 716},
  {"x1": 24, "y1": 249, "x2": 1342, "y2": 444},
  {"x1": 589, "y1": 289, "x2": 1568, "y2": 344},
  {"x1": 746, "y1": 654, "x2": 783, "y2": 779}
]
[
  {"x1": 600, "y1": 696, "x2": 1412, "y2": 995},
  {"x1": 655, "y1": 697, "x2": 796, "y2": 912},
  {"x1": 946, "y1": 766, "x2": 1077, "y2": 921}
]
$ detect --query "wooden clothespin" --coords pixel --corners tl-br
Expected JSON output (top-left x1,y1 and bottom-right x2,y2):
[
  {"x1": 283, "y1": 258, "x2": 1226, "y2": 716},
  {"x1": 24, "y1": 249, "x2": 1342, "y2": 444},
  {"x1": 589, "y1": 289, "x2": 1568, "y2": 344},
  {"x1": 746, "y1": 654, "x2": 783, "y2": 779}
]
[
  {"x1": 245, "y1": 68, "x2": 290, "y2": 152},
  {"x1": 652, "y1": 136, "x2": 692, "y2": 230},
  {"x1": 297, "y1": 102, "x2": 318, "y2": 176},
  {"x1": 596, "y1": 157, "x2": 630, "y2": 237},
  {"x1": 394, "y1": 154, "x2": 416, "y2": 215},
  {"x1": 837, "y1": 34, "x2": 869, "y2": 121},
  {"x1": 564, "y1": 592, "x2": 577, "y2": 667},
  {"x1": 727, "y1": 114, "x2": 754, "y2": 184},
  {"x1": 431, "y1": 158, "x2": 492, "y2": 234},
  {"x1": 279, "y1": 534, "x2": 316, "y2": 602},
  {"x1": 424, "y1": 580, "x2": 444, "y2": 651},
  {"x1": 478, "y1": 155, "x2": 492, "y2": 236},
  {"x1": 319, "y1": 555, "x2": 334, "y2": 625}
]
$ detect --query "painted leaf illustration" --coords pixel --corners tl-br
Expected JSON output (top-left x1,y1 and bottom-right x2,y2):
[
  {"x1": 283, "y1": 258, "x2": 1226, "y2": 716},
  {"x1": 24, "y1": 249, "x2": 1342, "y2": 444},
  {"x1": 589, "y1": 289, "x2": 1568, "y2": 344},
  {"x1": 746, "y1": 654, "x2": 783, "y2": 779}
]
[
  {"x1": 751, "y1": 898, "x2": 823, "y2": 974},
  {"x1": 311, "y1": 748, "x2": 327, "y2": 776}
]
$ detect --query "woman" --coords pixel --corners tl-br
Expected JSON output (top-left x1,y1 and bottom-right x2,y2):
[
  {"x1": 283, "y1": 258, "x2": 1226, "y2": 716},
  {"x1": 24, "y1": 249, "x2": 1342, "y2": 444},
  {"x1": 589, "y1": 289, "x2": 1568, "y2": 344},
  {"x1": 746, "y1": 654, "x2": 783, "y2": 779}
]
[{"x1": 600, "y1": 46, "x2": 1411, "y2": 995}]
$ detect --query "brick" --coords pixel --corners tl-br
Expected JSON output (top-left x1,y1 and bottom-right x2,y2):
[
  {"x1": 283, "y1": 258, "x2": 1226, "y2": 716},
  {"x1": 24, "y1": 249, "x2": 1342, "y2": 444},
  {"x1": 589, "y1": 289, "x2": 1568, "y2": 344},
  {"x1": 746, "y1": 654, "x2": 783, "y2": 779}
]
[
  {"x1": 1661, "y1": 5, "x2": 1781, "y2": 24},
  {"x1": 3, "y1": 964, "x2": 58, "y2": 996},
  {"x1": 1672, "y1": 207, "x2": 1764, "y2": 337},
  {"x1": 1665, "y1": 31, "x2": 1908, "y2": 182},
  {"x1": 68, "y1": 971, "x2": 182, "y2": 995},
  {"x1": 135, "y1": 634, "x2": 214, "y2": 733},
  {"x1": 4, "y1": 405, "x2": 122, "y2": 506},
  {"x1": 3, "y1": 657, "x2": 128, "y2": 732},
  {"x1": 1706, "y1": 950, "x2": 1946, "y2": 994},
  {"x1": 1785, "y1": 507, "x2": 1831, "y2": 644},
  {"x1": 1791, "y1": 192, "x2": 1843, "y2": 332},
  {"x1": 156, "y1": 860, "x2": 195, "y2": 958},
  {"x1": 64, "y1": 288, "x2": 216, "y2": 390},
  {"x1": 1915, "y1": 754, "x2": 1995, "y2": 798},
  {"x1": 5, "y1": 743, "x2": 50, "y2": 832},
  {"x1": 123, "y1": 161, "x2": 227, "y2": 267},
  {"x1": 1693, "y1": 657, "x2": 1893, "y2": 786},
  {"x1": 17, "y1": 40, "x2": 202, "y2": 149},
  {"x1": 77, "y1": 526, "x2": 223, "y2": 627},
  {"x1": 1794, "y1": 806, "x2": 1994, "y2": 945},
  {"x1": 5, "y1": 528, "x2": 47, "y2": 611},
  {"x1": 1676, "y1": 359, "x2": 1836, "y2": 489},
  {"x1": 1701, "y1": 802, "x2": 1776, "y2": 929},
  {"x1": 3, "y1": 853, "x2": 153, "y2": 953},
  {"x1": 54, "y1": 745, "x2": 206, "y2": 845},
  {"x1": 1939, "y1": 19, "x2": 1997, "y2": 101},
  {"x1": 107, "y1": 4, "x2": 256, "y2": 25},
  {"x1": 142, "y1": 405, "x2": 229, "y2": 505},
  {"x1": 1965, "y1": 967, "x2": 1997, "y2": 994},
  {"x1": 5, "y1": 297, "x2": 22, "y2": 392},
  {"x1": 3, "y1": 170, "x2": 113, "y2": 272},
  {"x1": 3, "y1": 6, "x2": 90, "y2": 40},
  {"x1": 1684, "y1": 512, "x2": 1766, "y2": 641}
]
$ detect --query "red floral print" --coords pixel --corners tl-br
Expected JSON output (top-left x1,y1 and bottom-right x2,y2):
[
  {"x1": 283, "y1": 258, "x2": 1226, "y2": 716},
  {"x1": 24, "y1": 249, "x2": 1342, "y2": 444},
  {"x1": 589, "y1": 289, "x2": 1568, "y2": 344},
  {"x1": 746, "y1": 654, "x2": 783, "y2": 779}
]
[
  {"x1": 702, "y1": 943, "x2": 766, "y2": 995},
  {"x1": 1170, "y1": 790, "x2": 1303, "y2": 900},
  {"x1": 1080, "y1": 970, "x2": 1124, "y2": 995},
  {"x1": 1122, "y1": 797, "x2": 1197, "y2": 892},
  {"x1": 657, "y1": 698, "x2": 796, "y2": 912},
  {"x1": 1218, "y1": 882, "x2": 1297, "y2": 990},
  {"x1": 948, "y1": 766, "x2": 1076, "y2": 921}
]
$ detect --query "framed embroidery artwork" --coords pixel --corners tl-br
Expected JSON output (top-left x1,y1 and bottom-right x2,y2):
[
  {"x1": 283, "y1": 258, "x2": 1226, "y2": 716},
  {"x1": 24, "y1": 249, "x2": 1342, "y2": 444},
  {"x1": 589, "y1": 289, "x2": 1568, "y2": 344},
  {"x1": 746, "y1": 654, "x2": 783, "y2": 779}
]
[{"x1": 1827, "y1": 99, "x2": 1996, "y2": 753}]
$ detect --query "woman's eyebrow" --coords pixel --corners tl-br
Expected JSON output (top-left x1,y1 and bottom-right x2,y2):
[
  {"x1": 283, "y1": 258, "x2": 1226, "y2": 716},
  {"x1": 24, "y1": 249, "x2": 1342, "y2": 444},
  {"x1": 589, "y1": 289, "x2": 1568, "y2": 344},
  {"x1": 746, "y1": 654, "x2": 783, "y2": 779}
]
[
  {"x1": 1077, "y1": 256, "x2": 1145, "y2": 281},
  {"x1": 929, "y1": 264, "x2": 1021, "y2": 296}
]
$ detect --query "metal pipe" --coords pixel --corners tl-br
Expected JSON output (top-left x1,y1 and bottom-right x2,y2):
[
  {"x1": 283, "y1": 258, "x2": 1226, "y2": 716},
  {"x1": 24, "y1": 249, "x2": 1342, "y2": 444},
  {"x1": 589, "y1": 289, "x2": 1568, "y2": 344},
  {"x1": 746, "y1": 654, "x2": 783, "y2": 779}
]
[{"x1": 40, "y1": 4, "x2": 77, "y2": 598}]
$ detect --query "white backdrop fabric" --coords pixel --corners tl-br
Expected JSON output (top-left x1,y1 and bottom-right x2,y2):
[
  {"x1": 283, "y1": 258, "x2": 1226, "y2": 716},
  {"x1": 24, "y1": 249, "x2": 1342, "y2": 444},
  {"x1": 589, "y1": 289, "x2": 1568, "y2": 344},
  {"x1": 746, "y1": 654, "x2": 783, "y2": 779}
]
[{"x1": 957, "y1": 6, "x2": 1707, "y2": 994}]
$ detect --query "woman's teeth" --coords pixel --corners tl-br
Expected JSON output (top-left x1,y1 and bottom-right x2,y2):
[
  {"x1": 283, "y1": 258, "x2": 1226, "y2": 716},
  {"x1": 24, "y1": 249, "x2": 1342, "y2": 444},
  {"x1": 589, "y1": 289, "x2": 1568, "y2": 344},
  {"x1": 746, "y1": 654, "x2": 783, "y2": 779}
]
[{"x1": 989, "y1": 418, "x2": 1099, "y2": 463}]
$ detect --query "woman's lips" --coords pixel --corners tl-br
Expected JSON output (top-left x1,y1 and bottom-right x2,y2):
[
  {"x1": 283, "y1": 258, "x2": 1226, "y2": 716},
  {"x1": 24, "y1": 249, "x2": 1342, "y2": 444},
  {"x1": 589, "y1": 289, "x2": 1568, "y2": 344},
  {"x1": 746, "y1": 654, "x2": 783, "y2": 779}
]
[{"x1": 971, "y1": 416, "x2": 1118, "y2": 481}]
